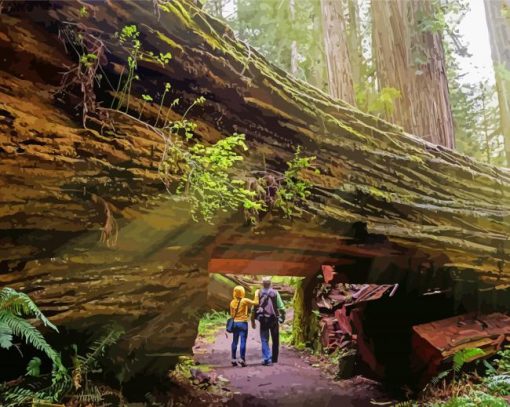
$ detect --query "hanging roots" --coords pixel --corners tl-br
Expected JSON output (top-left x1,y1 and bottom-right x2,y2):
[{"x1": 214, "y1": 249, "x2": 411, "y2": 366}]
[
  {"x1": 58, "y1": 24, "x2": 107, "y2": 128},
  {"x1": 91, "y1": 194, "x2": 118, "y2": 248}
]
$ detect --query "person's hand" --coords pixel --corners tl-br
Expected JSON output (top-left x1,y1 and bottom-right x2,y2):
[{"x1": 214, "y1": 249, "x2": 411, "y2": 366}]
[{"x1": 278, "y1": 315, "x2": 285, "y2": 324}]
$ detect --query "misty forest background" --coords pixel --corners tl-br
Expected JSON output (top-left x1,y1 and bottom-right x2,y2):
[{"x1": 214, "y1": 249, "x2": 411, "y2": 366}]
[{"x1": 204, "y1": 0, "x2": 510, "y2": 166}]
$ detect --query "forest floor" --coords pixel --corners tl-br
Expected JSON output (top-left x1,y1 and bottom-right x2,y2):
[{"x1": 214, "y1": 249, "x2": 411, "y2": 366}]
[{"x1": 193, "y1": 322, "x2": 394, "y2": 407}]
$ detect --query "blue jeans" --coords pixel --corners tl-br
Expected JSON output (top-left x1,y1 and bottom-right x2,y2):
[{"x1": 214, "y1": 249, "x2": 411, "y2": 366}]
[
  {"x1": 260, "y1": 318, "x2": 279, "y2": 363},
  {"x1": 231, "y1": 321, "x2": 248, "y2": 360}
]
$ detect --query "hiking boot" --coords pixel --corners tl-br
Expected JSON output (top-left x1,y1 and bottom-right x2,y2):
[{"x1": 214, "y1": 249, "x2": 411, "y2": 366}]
[
  {"x1": 238, "y1": 359, "x2": 247, "y2": 367},
  {"x1": 231, "y1": 359, "x2": 238, "y2": 367},
  {"x1": 262, "y1": 360, "x2": 273, "y2": 366}
]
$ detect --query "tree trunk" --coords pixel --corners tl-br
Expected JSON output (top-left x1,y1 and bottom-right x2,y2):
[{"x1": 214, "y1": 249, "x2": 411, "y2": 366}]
[
  {"x1": 320, "y1": 0, "x2": 355, "y2": 103},
  {"x1": 289, "y1": 0, "x2": 299, "y2": 77},
  {"x1": 484, "y1": 0, "x2": 510, "y2": 166},
  {"x1": 346, "y1": 0, "x2": 362, "y2": 86},
  {"x1": 371, "y1": 0, "x2": 455, "y2": 148},
  {"x1": 1, "y1": 0, "x2": 510, "y2": 379}
]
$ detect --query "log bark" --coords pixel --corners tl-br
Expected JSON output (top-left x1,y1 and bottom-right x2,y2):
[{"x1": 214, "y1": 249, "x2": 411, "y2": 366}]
[{"x1": 1, "y1": 0, "x2": 510, "y2": 378}]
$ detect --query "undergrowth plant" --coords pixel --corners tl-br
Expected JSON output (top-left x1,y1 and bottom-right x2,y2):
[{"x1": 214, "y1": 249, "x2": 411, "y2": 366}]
[
  {"x1": 197, "y1": 311, "x2": 230, "y2": 343},
  {"x1": 69, "y1": 328, "x2": 124, "y2": 405},
  {"x1": 117, "y1": 24, "x2": 141, "y2": 112},
  {"x1": 423, "y1": 347, "x2": 510, "y2": 406},
  {"x1": 429, "y1": 347, "x2": 485, "y2": 385},
  {"x1": 0, "y1": 288, "x2": 124, "y2": 406},
  {"x1": 0, "y1": 287, "x2": 69, "y2": 406},
  {"x1": 482, "y1": 348, "x2": 510, "y2": 396},
  {"x1": 431, "y1": 390, "x2": 507, "y2": 407},
  {"x1": 274, "y1": 146, "x2": 317, "y2": 218}
]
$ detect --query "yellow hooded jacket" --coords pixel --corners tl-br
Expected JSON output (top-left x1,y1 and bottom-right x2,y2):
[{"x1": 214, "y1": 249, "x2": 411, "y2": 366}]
[{"x1": 230, "y1": 286, "x2": 257, "y2": 322}]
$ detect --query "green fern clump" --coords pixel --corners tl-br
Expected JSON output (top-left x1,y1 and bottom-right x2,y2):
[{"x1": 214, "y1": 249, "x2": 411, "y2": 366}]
[
  {"x1": 429, "y1": 347, "x2": 486, "y2": 386},
  {"x1": 0, "y1": 287, "x2": 61, "y2": 362},
  {"x1": 0, "y1": 287, "x2": 70, "y2": 405}
]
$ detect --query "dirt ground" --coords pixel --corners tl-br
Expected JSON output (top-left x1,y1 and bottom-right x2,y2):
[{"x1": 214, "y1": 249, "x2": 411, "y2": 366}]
[{"x1": 193, "y1": 321, "x2": 393, "y2": 407}]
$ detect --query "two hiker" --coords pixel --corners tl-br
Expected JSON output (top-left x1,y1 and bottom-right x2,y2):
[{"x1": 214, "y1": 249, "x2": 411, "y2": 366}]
[{"x1": 229, "y1": 276, "x2": 285, "y2": 367}]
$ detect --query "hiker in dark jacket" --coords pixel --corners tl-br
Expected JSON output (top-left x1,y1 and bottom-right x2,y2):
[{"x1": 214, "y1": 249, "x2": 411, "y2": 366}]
[{"x1": 251, "y1": 276, "x2": 286, "y2": 366}]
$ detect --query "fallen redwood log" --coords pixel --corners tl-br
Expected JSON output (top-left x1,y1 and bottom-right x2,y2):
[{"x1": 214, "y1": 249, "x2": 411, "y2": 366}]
[
  {"x1": 0, "y1": 0, "x2": 510, "y2": 380},
  {"x1": 411, "y1": 313, "x2": 510, "y2": 387}
]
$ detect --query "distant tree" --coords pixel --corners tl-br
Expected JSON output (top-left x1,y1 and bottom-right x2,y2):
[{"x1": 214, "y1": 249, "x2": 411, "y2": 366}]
[
  {"x1": 320, "y1": 0, "x2": 355, "y2": 103},
  {"x1": 203, "y1": 0, "x2": 226, "y2": 18},
  {"x1": 484, "y1": 0, "x2": 510, "y2": 165},
  {"x1": 371, "y1": 0, "x2": 455, "y2": 148},
  {"x1": 474, "y1": 80, "x2": 505, "y2": 165},
  {"x1": 233, "y1": 0, "x2": 327, "y2": 90}
]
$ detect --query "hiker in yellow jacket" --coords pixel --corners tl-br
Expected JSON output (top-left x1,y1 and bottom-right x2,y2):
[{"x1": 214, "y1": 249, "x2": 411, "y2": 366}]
[{"x1": 229, "y1": 285, "x2": 257, "y2": 367}]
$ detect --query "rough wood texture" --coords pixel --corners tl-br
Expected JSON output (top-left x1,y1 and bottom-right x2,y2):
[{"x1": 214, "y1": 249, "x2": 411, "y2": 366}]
[
  {"x1": 1, "y1": 0, "x2": 510, "y2": 378},
  {"x1": 411, "y1": 313, "x2": 510, "y2": 386}
]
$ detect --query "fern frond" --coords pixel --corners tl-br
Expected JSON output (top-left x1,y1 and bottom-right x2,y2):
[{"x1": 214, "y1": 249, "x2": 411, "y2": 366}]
[
  {"x1": 3, "y1": 385, "x2": 56, "y2": 407},
  {"x1": 0, "y1": 320, "x2": 14, "y2": 349},
  {"x1": 431, "y1": 369, "x2": 450, "y2": 385},
  {"x1": 72, "y1": 384, "x2": 103, "y2": 404},
  {"x1": 0, "y1": 287, "x2": 58, "y2": 332},
  {"x1": 0, "y1": 311, "x2": 59, "y2": 363},
  {"x1": 453, "y1": 347, "x2": 485, "y2": 373},
  {"x1": 0, "y1": 289, "x2": 70, "y2": 405},
  {"x1": 78, "y1": 328, "x2": 124, "y2": 372}
]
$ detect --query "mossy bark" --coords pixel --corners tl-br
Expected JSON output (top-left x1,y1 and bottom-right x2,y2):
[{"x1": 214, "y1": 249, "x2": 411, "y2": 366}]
[
  {"x1": 292, "y1": 274, "x2": 321, "y2": 351},
  {"x1": 2, "y1": 0, "x2": 510, "y2": 285}
]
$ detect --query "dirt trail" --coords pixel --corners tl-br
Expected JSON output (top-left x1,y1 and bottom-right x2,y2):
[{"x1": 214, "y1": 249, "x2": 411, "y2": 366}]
[{"x1": 194, "y1": 322, "x2": 391, "y2": 407}]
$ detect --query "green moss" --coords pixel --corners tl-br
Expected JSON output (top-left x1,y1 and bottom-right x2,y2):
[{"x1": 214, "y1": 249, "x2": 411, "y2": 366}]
[
  {"x1": 159, "y1": 1, "x2": 192, "y2": 25},
  {"x1": 291, "y1": 275, "x2": 322, "y2": 352},
  {"x1": 156, "y1": 31, "x2": 183, "y2": 51}
]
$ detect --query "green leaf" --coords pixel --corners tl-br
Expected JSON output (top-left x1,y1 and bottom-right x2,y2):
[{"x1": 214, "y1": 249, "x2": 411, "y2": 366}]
[
  {"x1": 0, "y1": 321, "x2": 13, "y2": 349},
  {"x1": 453, "y1": 347, "x2": 485, "y2": 373},
  {"x1": 26, "y1": 356, "x2": 42, "y2": 377}
]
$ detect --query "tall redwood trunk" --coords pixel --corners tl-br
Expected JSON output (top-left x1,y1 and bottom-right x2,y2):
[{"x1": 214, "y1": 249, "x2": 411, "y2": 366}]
[
  {"x1": 372, "y1": 0, "x2": 455, "y2": 148},
  {"x1": 320, "y1": 0, "x2": 355, "y2": 104},
  {"x1": 289, "y1": 0, "x2": 299, "y2": 77},
  {"x1": 346, "y1": 0, "x2": 362, "y2": 86}
]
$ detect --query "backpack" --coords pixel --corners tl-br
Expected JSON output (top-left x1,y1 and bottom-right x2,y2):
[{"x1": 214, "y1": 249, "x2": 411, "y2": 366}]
[{"x1": 255, "y1": 289, "x2": 279, "y2": 328}]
